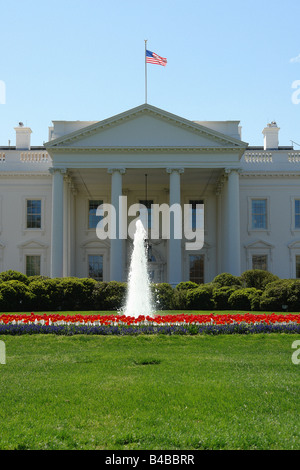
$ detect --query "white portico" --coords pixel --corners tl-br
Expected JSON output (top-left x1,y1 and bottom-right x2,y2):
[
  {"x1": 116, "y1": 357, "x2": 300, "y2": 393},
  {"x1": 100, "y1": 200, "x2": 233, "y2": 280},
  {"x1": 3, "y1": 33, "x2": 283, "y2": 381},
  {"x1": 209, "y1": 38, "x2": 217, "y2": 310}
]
[{"x1": 44, "y1": 104, "x2": 247, "y2": 285}]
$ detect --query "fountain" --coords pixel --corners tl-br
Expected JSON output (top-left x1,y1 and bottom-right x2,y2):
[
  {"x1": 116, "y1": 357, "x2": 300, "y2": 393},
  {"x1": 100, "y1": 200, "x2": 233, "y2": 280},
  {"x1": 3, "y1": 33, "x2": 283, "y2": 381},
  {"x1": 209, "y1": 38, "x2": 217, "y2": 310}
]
[{"x1": 124, "y1": 219, "x2": 154, "y2": 318}]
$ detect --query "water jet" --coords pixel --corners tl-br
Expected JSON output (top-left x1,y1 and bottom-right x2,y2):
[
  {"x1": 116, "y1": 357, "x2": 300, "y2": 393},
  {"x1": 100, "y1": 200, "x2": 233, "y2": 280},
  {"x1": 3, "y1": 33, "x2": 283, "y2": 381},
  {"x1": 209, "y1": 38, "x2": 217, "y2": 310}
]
[{"x1": 124, "y1": 219, "x2": 154, "y2": 318}]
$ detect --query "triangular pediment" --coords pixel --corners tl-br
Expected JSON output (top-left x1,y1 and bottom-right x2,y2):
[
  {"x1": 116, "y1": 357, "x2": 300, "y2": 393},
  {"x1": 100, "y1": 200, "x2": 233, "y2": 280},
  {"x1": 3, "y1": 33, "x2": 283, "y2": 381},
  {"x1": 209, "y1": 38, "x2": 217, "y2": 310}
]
[
  {"x1": 245, "y1": 240, "x2": 274, "y2": 250},
  {"x1": 45, "y1": 104, "x2": 248, "y2": 152},
  {"x1": 18, "y1": 239, "x2": 49, "y2": 249},
  {"x1": 288, "y1": 240, "x2": 300, "y2": 249}
]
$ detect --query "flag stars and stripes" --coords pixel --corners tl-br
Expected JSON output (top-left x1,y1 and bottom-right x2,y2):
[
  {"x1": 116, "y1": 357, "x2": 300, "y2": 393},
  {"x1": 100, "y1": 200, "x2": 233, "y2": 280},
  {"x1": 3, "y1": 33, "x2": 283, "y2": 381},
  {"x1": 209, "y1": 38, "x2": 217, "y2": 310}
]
[{"x1": 146, "y1": 50, "x2": 167, "y2": 66}]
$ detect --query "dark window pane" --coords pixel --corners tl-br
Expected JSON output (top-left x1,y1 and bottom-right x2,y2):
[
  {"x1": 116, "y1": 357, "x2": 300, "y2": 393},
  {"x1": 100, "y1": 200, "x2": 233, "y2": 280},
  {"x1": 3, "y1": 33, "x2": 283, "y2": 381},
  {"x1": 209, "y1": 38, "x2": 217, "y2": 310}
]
[
  {"x1": 295, "y1": 200, "x2": 300, "y2": 229},
  {"x1": 252, "y1": 200, "x2": 266, "y2": 229},
  {"x1": 252, "y1": 255, "x2": 267, "y2": 271},
  {"x1": 139, "y1": 200, "x2": 153, "y2": 229},
  {"x1": 89, "y1": 200, "x2": 103, "y2": 229},
  {"x1": 296, "y1": 256, "x2": 300, "y2": 279},
  {"x1": 26, "y1": 200, "x2": 41, "y2": 228},
  {"x1": 26, "y1": 255, "x2": 41, "y2": 276},
  {"x1": 88, "y1": 255, "x2": 103, "y2": 281},
  {"x1": 189, "y1": 254, "x2": 204, "y2": 284},
  {"x1": 189, "y1": 200, "x2": 204, "y2": 230}
]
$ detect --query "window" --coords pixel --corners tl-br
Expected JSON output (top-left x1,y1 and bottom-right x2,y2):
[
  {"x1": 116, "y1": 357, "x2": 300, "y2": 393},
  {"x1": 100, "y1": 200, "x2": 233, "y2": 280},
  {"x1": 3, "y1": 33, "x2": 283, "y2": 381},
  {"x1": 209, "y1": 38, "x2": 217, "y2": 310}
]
[
  {"x1": 189, "y1": 200, "x2": 204, "y2": 230},
  {"x1": 296, "y1": 256, "x2": 300, "y2": 279},
  {"x1": 252, "y1": 199, "x2": 267, "y2": 229},
  {"x1": 88, "y1": 200, "x2": 103, "y2": 229},
  {"x1": 189, "y1": 254, "x2": 204, "y2": 284},
  {"x1": 26, "y1": 200, "x2": 41, "y2": 229},
  {"x1": 252, "y1": 255, "x2": 268, "y2": 271},
  {"x1": 88, "y1": 255, "x2": 103, "y2": 281},
  {"x1": 139, "y1": 200, "x2": 153, "y2": 229},
  {"x1": 26, "y1": 255, "x2": 41, "y2": 276},
  {"x1": 295, "y1": 200, "x2": 300, "y2": 229}
]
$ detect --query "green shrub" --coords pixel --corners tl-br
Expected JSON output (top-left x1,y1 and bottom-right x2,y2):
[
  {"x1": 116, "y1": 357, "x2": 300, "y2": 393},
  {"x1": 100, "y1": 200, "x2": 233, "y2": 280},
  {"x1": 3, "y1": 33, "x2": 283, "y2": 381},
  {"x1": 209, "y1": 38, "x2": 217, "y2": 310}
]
[
  {"x1": 228, "y1": 287, "x2": 262, "y2": 311},
  {"x1": 260, "y1": 279, "x2": 300, "y2": 311},
  {"x1": 151, "y1": 283, "x2": 173, "y2": 310},
  {"x1": 29, "y1": 277, "x2": 100, "y2": 311},
  {"x1": 212, "y1": 286, "x2": 241, "y2": 310},
  {"x1": 171, "y1": 282, "x2": 198, "y2": 309},
  {"x1": 0, "y1": 280, "x2": 33, "y2": 311},
  {"x1": 0, "y1": 270, "x2": 29, "y2": 285},
  {"x1": 79, "y1": 278, "x2": 99, "y2": 307},
  {"x1": 27, "y1": 275, "x2": 50, "y2": 283},
  {"x1": 212, "y1": 273, "x2": 242, "y2": 288},
  {"x1": 29, "y1": 278, "x2": 65, "y2": 311},
  {"x1": 241, "y1": 270, "x2": 279, "y2": 290},
  {"x1": 186, "y1": 284, "x2": 215, "y2": 310},
  {"x1": 174, "y1": 281, "x2": 199, "y2": 291},
  {"x1": 92, "y1": 281, "x2": 127, "y2": 311},
  {"x1": 59, "y1": 277, "x2": 98, "y2": 310}
]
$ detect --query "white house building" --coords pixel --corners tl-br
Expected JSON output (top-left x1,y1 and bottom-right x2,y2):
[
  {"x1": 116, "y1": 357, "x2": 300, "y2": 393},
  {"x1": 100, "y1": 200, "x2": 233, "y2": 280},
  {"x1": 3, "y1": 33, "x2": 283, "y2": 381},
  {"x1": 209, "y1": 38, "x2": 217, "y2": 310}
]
[{"x1": 1, "y1": 103, "x2": 300, "y2": 285}]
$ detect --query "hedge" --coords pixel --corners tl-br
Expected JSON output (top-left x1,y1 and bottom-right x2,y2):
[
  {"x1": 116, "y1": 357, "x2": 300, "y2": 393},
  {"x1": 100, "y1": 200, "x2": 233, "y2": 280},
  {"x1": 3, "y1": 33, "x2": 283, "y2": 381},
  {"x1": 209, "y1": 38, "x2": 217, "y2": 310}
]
[
  {"x1": 260, "y1": 279, "x2": 300, "y2": 311},
  {"x1": 228, "y1": 288, "x2": 262, "y2": 311},
  {"x1": 0, "y1": 280, "x2": 33, "y2": 311},
  {"x1": 240, "y1": 269, "x2": 279, "y2": 290},
  {"x1": 0, "y1": 269, "x2": 299, "y2": 312},
  {"x1": 185, "y1": 284, "x2": 215, "y2": 310},
  {"x1": 171, "y1": 282, "x2": 199, "y2": 310},
  {"x1": 212, "y1": 286, "x2": 240, "y2": 310},
  {"x1": 212, "y1": 273, "x2": 242, "y2": 288}
]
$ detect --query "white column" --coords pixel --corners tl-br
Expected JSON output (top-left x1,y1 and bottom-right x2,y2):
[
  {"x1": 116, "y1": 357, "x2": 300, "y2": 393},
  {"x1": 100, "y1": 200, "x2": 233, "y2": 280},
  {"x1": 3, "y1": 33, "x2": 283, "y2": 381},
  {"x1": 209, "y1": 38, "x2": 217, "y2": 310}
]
[
  {"x1": 167, "y1": 167, "x2": 184, "y2": 287},
  {"x1": 49, "y1": 168, "x2": 66, "y2": 278},
  {"x1": 216, "y1": 189, "x2": 222, "y2": 274},
  {"x1": 225, "y1": 168, "x2": 241, "y2": 276},
  {"x1": 69, "y1": 184, "x2": 77, "y2": 277},
  {"x1": 63, "y1": 177, "x2": 69, "y2": 276},
  {"x1": 64, "y1": 176, "x2": 76, "y2": 277},
  {"x1": 221, "y1": 175, "x2": 228, "y2": 272},
  {"x1": 216, "y1": 173, "x2": 226, "y2": 274},
  {"x1": 108, "y1": 168, "x2": 125, "y2": 281}
]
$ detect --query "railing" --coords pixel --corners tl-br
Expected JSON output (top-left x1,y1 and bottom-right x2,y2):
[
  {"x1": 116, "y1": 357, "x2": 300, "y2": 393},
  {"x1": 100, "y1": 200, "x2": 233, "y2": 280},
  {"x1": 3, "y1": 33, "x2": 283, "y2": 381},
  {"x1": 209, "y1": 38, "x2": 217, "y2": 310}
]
[
  {"x1": 288, "y1": 153, "x2": 300, "y2": 162},
  {"x1": 244, "y1": 152, "x2": 273, "y2": 163},
  {"x1": 20, "y1": 152, "x2": 49, "y2": 162}
]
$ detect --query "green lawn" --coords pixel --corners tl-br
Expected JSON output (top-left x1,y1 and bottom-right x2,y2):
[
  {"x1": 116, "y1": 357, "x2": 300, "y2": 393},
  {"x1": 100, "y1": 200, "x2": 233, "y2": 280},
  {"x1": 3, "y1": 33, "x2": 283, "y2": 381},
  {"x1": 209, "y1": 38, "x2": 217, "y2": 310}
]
[
  {"x1": 0, "y1": 333, "x2": 299, "y2": 450},
  {"x1": 2, "y1": 310, "x2": 299, "y2": 315}
]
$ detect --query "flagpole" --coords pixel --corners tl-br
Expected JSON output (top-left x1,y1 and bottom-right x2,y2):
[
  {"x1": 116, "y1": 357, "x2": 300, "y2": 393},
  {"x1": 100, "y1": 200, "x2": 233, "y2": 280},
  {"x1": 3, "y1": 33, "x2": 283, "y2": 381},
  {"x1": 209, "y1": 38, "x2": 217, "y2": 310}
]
[{"x1": 144, "y1": 39, "x2": 147, "y2": 103}]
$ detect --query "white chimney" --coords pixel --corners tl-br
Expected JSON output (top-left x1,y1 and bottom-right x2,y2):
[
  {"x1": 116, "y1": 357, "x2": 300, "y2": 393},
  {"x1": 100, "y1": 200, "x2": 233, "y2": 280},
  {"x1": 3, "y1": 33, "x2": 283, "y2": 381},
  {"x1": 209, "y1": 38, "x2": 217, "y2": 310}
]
[
  {"x1": 262, "y1": 121, "x2": 279, "y2": 150},
  {"x1": 15, "y1": 122, "x2": 32, "y2": 149}
]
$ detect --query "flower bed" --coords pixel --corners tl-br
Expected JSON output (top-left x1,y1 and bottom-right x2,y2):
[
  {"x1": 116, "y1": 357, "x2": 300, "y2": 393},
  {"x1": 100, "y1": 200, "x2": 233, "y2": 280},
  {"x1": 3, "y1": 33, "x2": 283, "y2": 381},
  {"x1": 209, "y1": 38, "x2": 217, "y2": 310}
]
[{"x1": 0, "y1": 313, "x2": 300, "y2": 335}]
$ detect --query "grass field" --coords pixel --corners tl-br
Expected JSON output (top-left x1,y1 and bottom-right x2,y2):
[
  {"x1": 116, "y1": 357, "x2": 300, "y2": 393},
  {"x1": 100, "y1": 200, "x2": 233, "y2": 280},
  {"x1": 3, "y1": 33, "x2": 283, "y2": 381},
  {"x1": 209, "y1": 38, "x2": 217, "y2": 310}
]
[
  {"x1": 2, "y1": 309, "x2": 300, "y2": 316},
  {"x1": 0, "y1": 331, "x2": 299, "y2": 450}
]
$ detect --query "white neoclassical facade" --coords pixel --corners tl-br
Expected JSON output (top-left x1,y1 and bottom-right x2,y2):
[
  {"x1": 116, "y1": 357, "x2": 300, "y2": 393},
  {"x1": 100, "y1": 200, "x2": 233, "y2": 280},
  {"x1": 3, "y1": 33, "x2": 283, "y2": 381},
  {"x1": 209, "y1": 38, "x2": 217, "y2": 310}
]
[{"x1": 1, "y1": 103, "x2": 300, "y2": 285}]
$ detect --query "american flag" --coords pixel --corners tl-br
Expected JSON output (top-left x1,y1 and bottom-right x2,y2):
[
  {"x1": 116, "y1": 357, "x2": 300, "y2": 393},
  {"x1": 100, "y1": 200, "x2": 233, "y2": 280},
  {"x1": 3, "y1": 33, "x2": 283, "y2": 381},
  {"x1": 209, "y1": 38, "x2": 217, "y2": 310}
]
[{"x1": 146, "y1": 50, "x2": 167, "y2": 66}]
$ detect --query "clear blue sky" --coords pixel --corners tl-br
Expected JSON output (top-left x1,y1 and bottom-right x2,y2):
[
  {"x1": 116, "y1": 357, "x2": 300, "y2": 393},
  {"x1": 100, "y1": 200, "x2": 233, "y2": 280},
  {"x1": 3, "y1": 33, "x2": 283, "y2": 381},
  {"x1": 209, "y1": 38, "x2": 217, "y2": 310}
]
[{"x1": 1, "y1": 0, "x2": 300, "y2": 147}]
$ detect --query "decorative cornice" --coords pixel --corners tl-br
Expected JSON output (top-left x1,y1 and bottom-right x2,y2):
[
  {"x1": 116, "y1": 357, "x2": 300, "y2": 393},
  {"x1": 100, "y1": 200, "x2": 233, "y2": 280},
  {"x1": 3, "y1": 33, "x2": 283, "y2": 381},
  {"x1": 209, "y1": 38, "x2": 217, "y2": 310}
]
[
  {"x1": 0, "y1": 172, "x2": 51, "y2": 178},
  {"x1": 240, "y1": 171, "x2": 300, "y2": 178},
  {"x1": 47, "y1": 146, "x2": 244, "y2": 154}
]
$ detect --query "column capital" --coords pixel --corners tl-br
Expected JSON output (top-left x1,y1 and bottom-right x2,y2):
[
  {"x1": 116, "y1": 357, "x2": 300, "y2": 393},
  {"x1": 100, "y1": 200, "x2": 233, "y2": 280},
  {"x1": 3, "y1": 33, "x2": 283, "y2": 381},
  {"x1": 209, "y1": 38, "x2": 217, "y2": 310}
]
[
  {"x1": 224, "y1": 167, "x2": 242, "y2": 175},
  {"x1": 64, "y1": 175, "x2": 77, "y2": 195},
  {"x1": 216, "y1": 174, "x2": 226, "y2": 196},
  {"x1": 107, "y1": 167, "x2": 126, "y2": 175},
  {"x1": 49, "y1": 167, "x2": 67, "y2": 175},
  {"x1": 166, "y1": 167, "x2": 184, "y2": 174}
]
